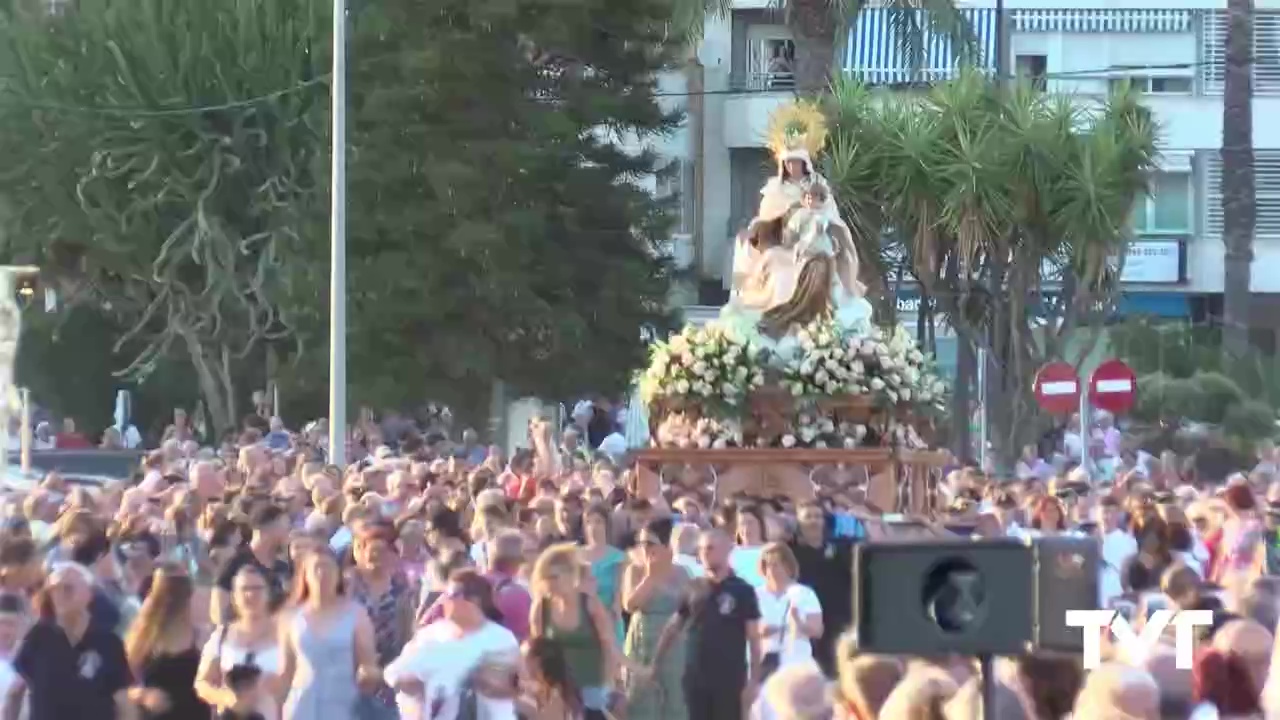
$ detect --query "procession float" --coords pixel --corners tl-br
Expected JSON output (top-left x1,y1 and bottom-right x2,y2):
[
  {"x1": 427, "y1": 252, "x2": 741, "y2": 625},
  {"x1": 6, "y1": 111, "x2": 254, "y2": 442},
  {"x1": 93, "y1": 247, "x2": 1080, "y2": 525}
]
[{"x1": 632, "y1": 101, "x2": 948, "y2": 516}]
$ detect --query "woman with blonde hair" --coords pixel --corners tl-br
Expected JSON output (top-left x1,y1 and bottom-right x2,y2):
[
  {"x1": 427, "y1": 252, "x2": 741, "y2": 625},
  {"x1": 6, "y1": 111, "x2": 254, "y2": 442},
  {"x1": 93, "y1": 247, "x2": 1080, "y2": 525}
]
[
  {"x1": 124, "y1": 564, "x2": 208, "y2": 719},
  {"x1": 530, "y1": 542, "x2": 620, "y2": 720},
  {"x1": 756, "y1": 543, "x2": 824, "y2": 673}
]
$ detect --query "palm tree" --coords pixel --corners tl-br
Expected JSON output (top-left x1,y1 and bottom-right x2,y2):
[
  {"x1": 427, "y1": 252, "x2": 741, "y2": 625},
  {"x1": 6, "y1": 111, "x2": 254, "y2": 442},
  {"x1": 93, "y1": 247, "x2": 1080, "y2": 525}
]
[
  {"x1": 1221, "y1": 0, "x2": 1255, "y2": 357},
  {"x1": 825, "y1": 71, "x2": 1157, "y2": 463},
  {"x1": 673, "y1": 0, "x2": 974, "y2": 96}
]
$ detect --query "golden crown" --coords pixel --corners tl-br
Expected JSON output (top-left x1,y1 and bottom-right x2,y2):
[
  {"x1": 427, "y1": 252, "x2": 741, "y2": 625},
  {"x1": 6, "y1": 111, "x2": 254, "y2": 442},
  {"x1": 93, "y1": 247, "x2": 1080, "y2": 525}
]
[{"x1": 766, "y1": 100, "x2": 828, "y2": 162}]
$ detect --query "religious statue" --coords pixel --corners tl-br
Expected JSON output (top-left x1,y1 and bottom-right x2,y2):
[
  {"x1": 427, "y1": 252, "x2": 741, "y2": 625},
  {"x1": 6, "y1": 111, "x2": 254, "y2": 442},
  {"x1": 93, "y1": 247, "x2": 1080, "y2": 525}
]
[{"x1": 725, "y1": 101, "x2": 870, "y2": 337}]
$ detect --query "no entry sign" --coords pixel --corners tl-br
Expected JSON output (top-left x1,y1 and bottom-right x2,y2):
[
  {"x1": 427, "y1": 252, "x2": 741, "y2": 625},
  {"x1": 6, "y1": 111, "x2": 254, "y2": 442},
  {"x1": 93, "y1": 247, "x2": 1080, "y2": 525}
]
[
  {"x1": 1033, "y1": 361, "x2": 1080, "y2": 414},
  {"x1": 1089, "y1": 358, "x2": 1138, "y2": 414}
]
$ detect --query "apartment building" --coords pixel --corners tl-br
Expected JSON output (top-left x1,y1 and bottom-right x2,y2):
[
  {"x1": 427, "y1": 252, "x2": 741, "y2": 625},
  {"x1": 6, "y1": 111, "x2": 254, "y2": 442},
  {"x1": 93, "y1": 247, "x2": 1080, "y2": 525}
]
[{"x1": 671, "y1": 0, "x2": 1280, "y2": 357}]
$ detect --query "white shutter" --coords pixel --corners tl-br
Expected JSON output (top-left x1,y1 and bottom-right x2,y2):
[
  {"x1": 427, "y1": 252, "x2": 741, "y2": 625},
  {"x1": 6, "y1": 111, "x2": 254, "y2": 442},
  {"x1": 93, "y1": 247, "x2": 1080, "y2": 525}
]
[
  {"x1": 1204, "y1": 151, "x2": 1280, "y2": 237},
  {"x1": 1200, "y1": 10, "x2": 1280, "y2": 95}
]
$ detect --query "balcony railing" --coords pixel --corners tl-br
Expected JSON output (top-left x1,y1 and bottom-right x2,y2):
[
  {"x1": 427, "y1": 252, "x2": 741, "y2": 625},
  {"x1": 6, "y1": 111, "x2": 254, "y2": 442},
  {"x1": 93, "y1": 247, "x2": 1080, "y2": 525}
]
[{"x1": 728, "y1": 70, "x2": 796, "y2": 93}]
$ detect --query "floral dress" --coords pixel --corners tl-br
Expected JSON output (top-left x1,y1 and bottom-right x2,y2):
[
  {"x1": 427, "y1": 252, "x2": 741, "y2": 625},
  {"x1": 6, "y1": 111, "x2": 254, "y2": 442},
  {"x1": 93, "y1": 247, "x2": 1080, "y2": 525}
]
[{"x1": 350, "y1": 572, "x2": 409, "y2": 708}]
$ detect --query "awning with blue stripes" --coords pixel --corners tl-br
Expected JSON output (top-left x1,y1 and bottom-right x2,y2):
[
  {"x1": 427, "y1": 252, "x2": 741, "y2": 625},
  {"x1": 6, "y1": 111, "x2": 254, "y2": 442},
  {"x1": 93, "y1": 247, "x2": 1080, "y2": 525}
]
[{"x1": 844, "y1": 8, "x2": 998, "y2": 85}]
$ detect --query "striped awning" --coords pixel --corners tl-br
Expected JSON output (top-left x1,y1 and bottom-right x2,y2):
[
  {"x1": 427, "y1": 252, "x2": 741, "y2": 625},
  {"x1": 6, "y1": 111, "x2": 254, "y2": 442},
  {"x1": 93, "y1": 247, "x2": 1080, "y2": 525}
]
[{"x1": 844, "y1": 8, "x2": 998, "y2": 85}]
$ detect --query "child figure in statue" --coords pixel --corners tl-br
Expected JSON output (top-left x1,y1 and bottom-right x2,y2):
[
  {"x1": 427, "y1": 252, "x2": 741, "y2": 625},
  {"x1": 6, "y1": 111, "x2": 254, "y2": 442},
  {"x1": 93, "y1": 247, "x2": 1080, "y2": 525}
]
[{"x1": 786, "y1": 179, "x2": 839, "y2": 262}]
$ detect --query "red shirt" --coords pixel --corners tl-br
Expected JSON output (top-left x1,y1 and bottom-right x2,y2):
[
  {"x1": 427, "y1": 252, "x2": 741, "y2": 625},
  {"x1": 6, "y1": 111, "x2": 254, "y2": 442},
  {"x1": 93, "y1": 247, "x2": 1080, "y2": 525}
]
[{"x1": 54, "y1": 433, "x2": 91, "y2": 449}]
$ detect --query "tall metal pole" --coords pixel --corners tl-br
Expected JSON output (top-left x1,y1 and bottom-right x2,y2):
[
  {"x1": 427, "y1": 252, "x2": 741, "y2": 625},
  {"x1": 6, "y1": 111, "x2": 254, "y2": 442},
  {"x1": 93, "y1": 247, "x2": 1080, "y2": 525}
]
[
  {"x1": 18, "y1": 388, "x2": 29, "y2": 475},
  {"x1": 977, "y1": 347, "x2": 988, "y2": 471},
  {"x1": 327, "y1": 0, "x2": 348, "y2": 468}
]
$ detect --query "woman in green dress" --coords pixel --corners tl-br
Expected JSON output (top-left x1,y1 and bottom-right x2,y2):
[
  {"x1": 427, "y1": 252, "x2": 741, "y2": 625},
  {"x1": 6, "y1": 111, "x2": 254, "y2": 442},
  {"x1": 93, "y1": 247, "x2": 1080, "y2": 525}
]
[
  {"x1": 622, "y1": 518, "x2": 692, "y2": 720},
  {"x1": 582, "y1": 503, "x2": 627, "y2": 646}
]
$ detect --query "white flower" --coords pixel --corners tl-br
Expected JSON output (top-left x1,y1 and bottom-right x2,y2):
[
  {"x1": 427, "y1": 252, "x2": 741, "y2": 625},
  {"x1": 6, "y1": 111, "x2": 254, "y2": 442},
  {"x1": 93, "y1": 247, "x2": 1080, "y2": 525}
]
[
  {"x1": 735, "y1": 366, "x2": 748, "y2": 381},
  {"x1": 692, "y1": 360, "x2": 708, "y2": 377},
  {"x1": 870, "y1": 378, "x2": 886, "y2": 391},
  {"x1": 799, "y1": 426, "x2": 817, "y2": 442},
  {"x1": 843, "y1": 436, "x2": 858, "y2": 449},
  {"x1": 815, "y1": 369, "x2": 829, "y2": 384},
  {"x1": 920, "y1": 390, "x2": 933, "y2": 402},
  {"x1": 901, "y1": 388, "x2": 912, "y2": 401},
  {"x1": 800, "y1": 360, "x2": 815, "y2": 375},
  {"x1": 712, "y1": 438, "x2": 728, "y2": 449},
  {"x1": 824, "y1": 359, "x2": 840, "y2": 373},
  {"x1": 676, "y1": 379, "x2": 690, "y2": 394},
  {"x1": 782, "y1": 434, "x2": 797, "y2": 448},
  {"x1": 721, "y1": 382, "x2": 738, "y2": 397},
  {"x1": 820, "y1": 417, "x2": 835, "y2": 433},
  {"x1": 910, "y1": 350, "x2": 924, "y2": 363},
  {"x1": 815, "y1": 440, "x2": 828, "y2": 449},
  {"x1": 887, "y1": 390, "x2": 898, "y2": 403},
  {"x1": 817, "y1": 331, "x2": 832, "y2": 346},
  {"x1": 854, "y1": 424, "x2": 868, "y2": 441},
  {"x1": 752, "y1": 371, "x2": 765, "y2": 387},
  {"x1": 696, "y1": 434, "x2": 712, "y2": 449}
]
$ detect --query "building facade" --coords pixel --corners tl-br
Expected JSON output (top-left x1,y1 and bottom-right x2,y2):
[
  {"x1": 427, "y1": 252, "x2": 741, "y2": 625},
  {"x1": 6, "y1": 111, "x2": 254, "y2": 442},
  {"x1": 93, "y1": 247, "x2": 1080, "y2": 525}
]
[{"x1": 677, "y1": 0, "x2": 1280, "y2": 356}]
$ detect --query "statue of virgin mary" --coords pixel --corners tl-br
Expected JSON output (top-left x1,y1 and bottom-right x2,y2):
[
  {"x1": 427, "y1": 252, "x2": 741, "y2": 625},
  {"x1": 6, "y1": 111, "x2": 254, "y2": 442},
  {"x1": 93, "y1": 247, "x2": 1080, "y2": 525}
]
[{"x1": 725, "y1": 101, "x2": 871, "y2": 338}]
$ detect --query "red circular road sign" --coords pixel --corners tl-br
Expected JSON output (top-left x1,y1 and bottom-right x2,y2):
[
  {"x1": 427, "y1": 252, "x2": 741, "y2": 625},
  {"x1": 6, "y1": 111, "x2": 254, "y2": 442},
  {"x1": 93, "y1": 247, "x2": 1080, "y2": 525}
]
[
  {"x1": 1033, "y1": 361, "x2": 1081, "y2": 414},
  {"x1": 1089, "y1": 358, "x2": 1138, "y2": 414}
]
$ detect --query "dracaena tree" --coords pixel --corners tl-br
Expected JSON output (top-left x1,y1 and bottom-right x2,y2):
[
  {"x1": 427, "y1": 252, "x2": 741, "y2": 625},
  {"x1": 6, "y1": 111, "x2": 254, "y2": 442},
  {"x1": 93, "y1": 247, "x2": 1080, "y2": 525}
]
[
  {"x1": 0, "y1": 0, "x2": 327, "y2": 434},
  {"x1": 825, "y1": 71, "x2": 1157, "y2": 463}
]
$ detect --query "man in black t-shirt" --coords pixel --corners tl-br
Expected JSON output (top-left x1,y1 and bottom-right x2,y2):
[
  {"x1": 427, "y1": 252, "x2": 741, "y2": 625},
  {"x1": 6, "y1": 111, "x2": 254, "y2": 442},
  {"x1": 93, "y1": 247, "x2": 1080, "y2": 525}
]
[
  {"x1": 790, "y1": 503, "x2": 852, "y2": 675},
  {"x1": 652, "y1": 528, "x2": 761, "y2": 720},
  {"x1": 213, "y1": 505, "x2": 292, "y2": 621},
  {"x1": 9, "y1": 562, "x2": 133, "y2": 720}
]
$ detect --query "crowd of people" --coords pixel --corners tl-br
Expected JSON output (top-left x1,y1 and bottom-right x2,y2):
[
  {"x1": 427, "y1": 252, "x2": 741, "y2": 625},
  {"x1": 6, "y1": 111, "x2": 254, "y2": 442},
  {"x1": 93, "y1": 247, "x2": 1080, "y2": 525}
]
[{"x1": 0, "y1": 401, "x2": 1278, "y2": 719}]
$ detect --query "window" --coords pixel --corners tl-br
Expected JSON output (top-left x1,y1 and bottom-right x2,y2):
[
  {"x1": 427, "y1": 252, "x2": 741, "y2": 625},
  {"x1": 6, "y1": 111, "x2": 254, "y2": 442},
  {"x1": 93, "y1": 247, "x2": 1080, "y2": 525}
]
[
  {"x1": 1108, "y1": 76, "x2": 1192, "y2": 95},
  {"x1": 1205, "y1": 150, "x2": 1280, "y2": 236},
  {"x1": 1015, "y1": 54, "x2": 1048, "y2": 91},
  {"x1": 755, "y1": 38, "x2": 795, "y2": 90},
  {"x1": 1131, "y1": 172, "x2": 1191, "y2": 234},
  {"x1": 1202, "y1": 11, "x2": 1280, "y2": 95}
]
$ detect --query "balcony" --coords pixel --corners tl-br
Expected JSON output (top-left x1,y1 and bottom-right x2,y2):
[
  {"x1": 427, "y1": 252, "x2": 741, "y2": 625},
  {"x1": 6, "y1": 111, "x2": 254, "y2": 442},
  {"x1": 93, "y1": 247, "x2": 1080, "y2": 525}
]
[{"x1": 724, "y1": 37, "x2": 798, "y2": 147}]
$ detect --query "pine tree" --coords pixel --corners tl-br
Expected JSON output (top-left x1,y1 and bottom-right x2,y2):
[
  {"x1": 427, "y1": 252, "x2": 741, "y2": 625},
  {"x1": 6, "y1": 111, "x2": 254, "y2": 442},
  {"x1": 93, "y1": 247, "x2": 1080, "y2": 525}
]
[{"x1": 341, "y1": 0, "x2": 682, "y2": 411}]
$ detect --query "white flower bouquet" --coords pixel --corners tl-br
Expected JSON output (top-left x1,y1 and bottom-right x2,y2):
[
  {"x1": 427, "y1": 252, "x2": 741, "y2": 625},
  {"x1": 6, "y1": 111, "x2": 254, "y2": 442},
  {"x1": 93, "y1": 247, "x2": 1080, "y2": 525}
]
[
  {"x1": 778, "y1": 317, "x2": 869, "y2": 399},
  {"x1": 849, "y1": 325, "x2": 947, "y2": 409},
  {"x1": 638, "y1": 323, "x2": 768, "y2": 409},
  {"x1": 784, "y1": 412, "x2": 871, "y2": 449}
]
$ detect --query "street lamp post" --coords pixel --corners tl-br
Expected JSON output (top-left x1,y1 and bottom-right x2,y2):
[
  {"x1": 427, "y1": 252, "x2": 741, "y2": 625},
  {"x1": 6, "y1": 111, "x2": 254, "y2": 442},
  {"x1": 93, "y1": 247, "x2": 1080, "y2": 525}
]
[{"x1": 327, "y1": 0, "x2": 348, "y2": 468}]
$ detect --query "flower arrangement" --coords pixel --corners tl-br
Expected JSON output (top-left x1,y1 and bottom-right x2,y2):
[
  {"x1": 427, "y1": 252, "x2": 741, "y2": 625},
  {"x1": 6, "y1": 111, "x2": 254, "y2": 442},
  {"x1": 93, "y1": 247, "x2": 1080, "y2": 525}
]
[
  {"x1": 783, "y1": 412, "x2": 871, "y2": 449},
  {"x1": 638, "y1": 324, "x2": 767, "y2": 408},
  {"x1": 773, "y1": 318, "x2": 947, "y2": 410},
  {"x1": 777, "y1": 318, "x2": 868, "y2": 398},
  {"x1": 859, "y1": 325, "x2": 948, "y2": 410},
  {"x1": 655, "y1": 413, "x2": 744, "y2": 449}
]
